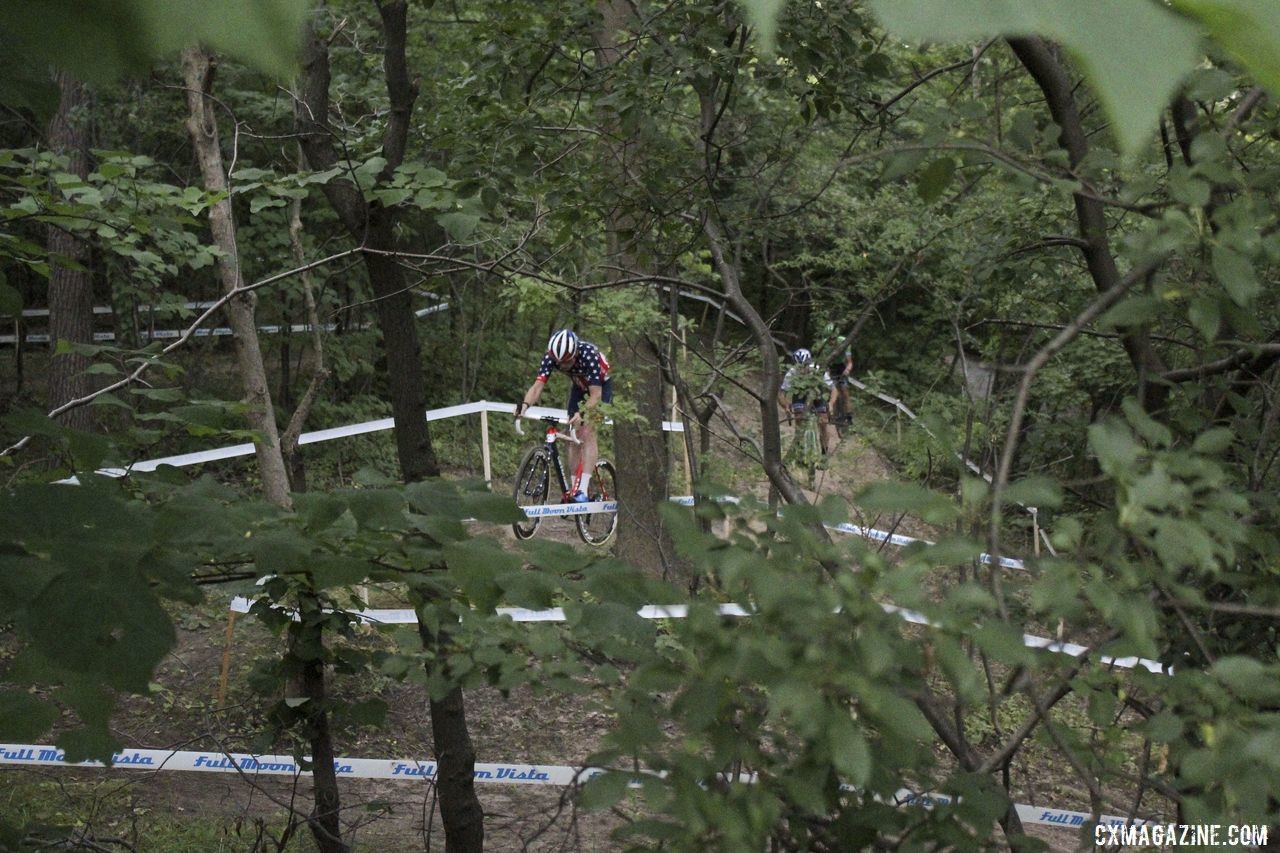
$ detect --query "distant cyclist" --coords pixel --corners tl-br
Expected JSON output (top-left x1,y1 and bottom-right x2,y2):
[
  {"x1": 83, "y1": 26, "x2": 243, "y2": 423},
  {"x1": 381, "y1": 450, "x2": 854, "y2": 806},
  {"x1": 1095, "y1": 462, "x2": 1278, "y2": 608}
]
[
  {"x1": 779, "y1": 347, "x2": 835, "y2": 454},
  {"x1": 516, "y1": 329, "x2": 612, "y2": 502},
  {"x1": 826, "y1": 350, "x2": 853, "y2": 426}
]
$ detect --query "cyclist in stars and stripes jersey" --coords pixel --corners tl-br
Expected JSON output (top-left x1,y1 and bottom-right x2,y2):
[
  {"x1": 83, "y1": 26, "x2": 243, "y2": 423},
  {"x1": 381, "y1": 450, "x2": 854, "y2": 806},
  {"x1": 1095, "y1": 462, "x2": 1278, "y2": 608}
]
[{"x1": 516, "y1": 329, "x2": 613, "y2": 502}]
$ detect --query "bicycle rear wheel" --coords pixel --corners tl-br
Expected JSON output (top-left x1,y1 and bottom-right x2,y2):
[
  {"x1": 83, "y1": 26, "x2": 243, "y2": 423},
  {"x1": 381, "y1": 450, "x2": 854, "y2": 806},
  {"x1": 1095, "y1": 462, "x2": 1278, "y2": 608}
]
[
  {"x1": 802, "y1": 417, "x2": 821, "y2": 490},
  {"x1": 576, "y1": 459, "x2": 618, "y2": 546},
  {"x1": 512, "y1": 446, "x2": 550, "y2": 539}
]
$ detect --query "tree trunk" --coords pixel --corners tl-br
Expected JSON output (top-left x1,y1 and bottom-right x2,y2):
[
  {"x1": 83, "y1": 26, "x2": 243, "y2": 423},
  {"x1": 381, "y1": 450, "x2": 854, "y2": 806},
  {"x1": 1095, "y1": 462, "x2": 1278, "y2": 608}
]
[
  {"x1": 182, "y1": 48, "x2": 292, "y2": 508},
  {"x1": 595, "y1": 0, "x2": 684, "y2": 581},
  {"x1": 294, "y1": 10, "x2": 482, "y2": 849},
  {"x1": 1007, "y1": 37, "x2": 1168, "y2": 411},
  {"x1": 45, "y1": 70, "x2": 95, "y2": 433},
  {"x1": 418, "y1": 621, "x2": 486, "y2": 852},
  {"x1": 184, "y1": 47, "x2": 348, "y2": 853}
]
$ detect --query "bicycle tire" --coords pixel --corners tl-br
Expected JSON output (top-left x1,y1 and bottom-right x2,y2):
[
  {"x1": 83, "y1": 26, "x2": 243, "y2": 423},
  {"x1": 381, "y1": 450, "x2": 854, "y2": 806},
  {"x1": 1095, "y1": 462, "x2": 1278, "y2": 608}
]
[
  {"x1": 833, "y1": 394, "x2": 850, "y2": 438},
  {"x1": 512, "y1": 446, "x2": 550, "y2": 539},
  {"x1": 576, "y1": 459, "x2": 618, "y2": 546},
  {"x1": 802, "y1": 416, "x2": 821, "y2": 491}
]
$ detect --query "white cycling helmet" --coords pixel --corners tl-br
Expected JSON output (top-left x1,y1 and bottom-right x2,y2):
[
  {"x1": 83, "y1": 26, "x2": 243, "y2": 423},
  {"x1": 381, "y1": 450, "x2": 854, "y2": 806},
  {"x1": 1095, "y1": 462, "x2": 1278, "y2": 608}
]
[
  {"x1": 792, "y1": 348, "x2": 813, "y2": 365},
  {"x1": 548, "y1": 329, "x2": 579, "y2": 362}
]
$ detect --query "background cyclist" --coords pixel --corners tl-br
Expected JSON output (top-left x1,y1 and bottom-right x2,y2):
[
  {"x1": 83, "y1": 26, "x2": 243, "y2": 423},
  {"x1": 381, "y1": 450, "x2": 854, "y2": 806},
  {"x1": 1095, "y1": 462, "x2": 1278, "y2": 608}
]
[
  {"x1": 779, "y1": 347, "x2": 836, "y2": 455},
  {"x1": 826, "y1": 349, "x2": 853, "y2": 427},
  {"x1": 516, "y1": 329, "x2": 612, "y2": 502}
]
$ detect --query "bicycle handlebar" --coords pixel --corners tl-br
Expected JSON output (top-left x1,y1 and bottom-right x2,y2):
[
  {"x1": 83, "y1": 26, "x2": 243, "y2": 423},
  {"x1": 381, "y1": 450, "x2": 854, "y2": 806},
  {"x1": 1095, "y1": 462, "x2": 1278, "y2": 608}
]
[{"x1": 512, "y1": 410, "x2": 580, "y2": 444}]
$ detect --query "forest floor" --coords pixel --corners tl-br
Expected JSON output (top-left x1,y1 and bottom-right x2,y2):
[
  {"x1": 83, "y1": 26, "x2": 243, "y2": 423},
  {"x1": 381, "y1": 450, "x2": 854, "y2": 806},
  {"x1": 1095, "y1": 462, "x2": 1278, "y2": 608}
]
[{"x1": 1, "y1": 419, "x2": 1119, "y2": 851}]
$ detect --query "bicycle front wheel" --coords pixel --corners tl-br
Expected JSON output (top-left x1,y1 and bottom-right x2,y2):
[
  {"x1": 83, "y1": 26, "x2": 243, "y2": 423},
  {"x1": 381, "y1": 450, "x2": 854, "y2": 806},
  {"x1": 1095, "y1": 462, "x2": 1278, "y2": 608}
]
[
  {"x1": 513, "y1": 446, "x2": 550, "y2": 539},
  {"x1": 576, "y1": 459, "x2": 618, "y2": 546}
]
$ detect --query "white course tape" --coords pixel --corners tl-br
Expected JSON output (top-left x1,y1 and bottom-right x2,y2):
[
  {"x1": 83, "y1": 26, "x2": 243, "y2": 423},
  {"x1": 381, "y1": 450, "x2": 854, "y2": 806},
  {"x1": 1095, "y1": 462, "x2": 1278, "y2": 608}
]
[
  {"x1": 521, "y1": 501, "x2": 617, "y2": 518},
  {"x1": 227, "y1": 597, "x2": 1167, "y2": 675},
  {"x1": 0, "y1": 744, "x2": 1148, "y2": 832},
  {"x1": 669, "y1": 497, "x2": 1027, "y2": 572},
  {"x1": 58, "y1": 402, "x2": 683, "y2": 484}
]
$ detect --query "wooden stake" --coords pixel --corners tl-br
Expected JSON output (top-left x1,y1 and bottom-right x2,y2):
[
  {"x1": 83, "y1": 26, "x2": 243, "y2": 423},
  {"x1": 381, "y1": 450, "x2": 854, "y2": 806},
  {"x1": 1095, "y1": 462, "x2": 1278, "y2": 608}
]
[
  {"x1": 216, "y1": 609, "x2": 238, "y2": 707},
  {"x1": 480, "y1": 408, "x2": 492, "y2": 483}
]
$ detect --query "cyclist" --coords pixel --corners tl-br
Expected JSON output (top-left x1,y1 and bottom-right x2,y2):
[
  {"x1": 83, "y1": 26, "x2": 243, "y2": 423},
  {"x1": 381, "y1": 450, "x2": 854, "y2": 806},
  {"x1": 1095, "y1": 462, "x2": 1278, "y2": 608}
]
[
  {"x1": 516, "y1": 329, "x2": 612, "y2": 502},
  {"x1": 779, "y1": 347, "x2": 836, "y2": 455},
  {"x1": 826, "y1": 350, "x2": 853, "y2": 427}
]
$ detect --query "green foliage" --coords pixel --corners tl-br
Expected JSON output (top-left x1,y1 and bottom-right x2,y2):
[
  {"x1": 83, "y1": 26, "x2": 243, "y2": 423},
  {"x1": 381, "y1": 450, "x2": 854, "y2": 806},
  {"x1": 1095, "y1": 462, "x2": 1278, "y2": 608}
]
[
  {"x1": 867, "y1": 0, "x2": 1202, "y2": 154},
  {"x1": 2, "y1": 0, "x2": 309, "y2": 92}
]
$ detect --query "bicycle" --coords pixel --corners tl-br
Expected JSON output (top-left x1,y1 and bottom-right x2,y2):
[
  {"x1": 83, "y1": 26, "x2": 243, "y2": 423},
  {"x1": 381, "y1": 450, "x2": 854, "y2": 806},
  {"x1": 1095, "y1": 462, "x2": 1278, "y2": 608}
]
[
  {"x1": 512, "y1": 415, "x2": 618, "y2": 546},
  {"x1": 785, "y1": 408, "x2": 823, "y2": 491}
]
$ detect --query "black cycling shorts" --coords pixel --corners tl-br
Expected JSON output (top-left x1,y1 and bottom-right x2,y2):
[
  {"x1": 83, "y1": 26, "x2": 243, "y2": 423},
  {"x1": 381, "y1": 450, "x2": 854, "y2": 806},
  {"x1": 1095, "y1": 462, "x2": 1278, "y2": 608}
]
[{"x1": 568, "y1": 378, "x2": 613, "y2": 418}]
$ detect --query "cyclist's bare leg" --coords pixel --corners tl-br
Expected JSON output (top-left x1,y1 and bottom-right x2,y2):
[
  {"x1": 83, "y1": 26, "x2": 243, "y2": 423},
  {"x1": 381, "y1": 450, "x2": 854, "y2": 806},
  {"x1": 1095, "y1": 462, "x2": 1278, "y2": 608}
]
[
  {"x1": 577, "y1": 422, "x2": 599, "y2": 488},
  {"x1": 818, "y1": 412, "x2": 832, "y2": 455}
]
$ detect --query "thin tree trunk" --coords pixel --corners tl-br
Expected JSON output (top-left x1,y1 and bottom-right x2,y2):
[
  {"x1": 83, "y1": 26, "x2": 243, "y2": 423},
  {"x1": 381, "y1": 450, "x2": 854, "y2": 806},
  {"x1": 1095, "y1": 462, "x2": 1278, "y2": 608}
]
[
  {"x1": 1007, "y1": 36, "x2": 1168, "y2": 412},
  {"x1": 45, "y1": 70, "x2": 95, "y2": 433},
  {"x1": 183, "y1": 47, "x2": 347, "y2": 853},
  {"x1": 294, "y1": 10, "x2": 483, "y2": 849},
  {"x1": 182, "y1": 48, "x2": 292, "y2": 508}
]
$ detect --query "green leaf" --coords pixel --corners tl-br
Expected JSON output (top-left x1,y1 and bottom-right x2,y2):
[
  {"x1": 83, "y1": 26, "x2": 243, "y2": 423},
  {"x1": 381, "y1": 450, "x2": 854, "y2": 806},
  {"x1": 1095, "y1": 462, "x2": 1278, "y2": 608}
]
[
  {"x1": 1212, "y1": 245, "x2": 1260, "y2": 306},
  {"x1": 1098, "y1": 295, "x2": 1163, "y2": 329},
  {"x1": 27, "y1": 571, "x2": 174, "y2": 692},
  {"x1": 1188, "y1": 295, "x2": 1221, "y2": 342},
  {"x1": 251, "y1": 530, "x2": 314, "y2": 574},
  {"x1": 2, "y1": 0, "x2": 309, "y2": 84},
  {"x1": 1002, "y1": 475, "x2": 1062, "y2": 509},
  {"x1": 445, "y1": 539, "x2": 520, "y2": 611},
  {"x1": 1089, "y1": 419, "x2": 1143, "y2": 472},
  {"x1": 1192, "y1": 427, "x2": 1234, "y2": 454},
  {"x1": 343, "y1": 489, "x2": 406, "y2": 531},
  {"x1": 1169, "y1": 164, "x2": 1211, "y2": 207},
  {"x1": 828, "y1": 712, "x2": 872, "y2": 786},
  {"x1": 972, "y1": 622, "x2": 1035, "y2": 667},
  {"x1": 1171, "y1": 0, "x2": 1280, "y2": 97},
  {"x1": 0, "y1": 283, "x2": 21, "y2": 316},
  {"x1": 856, "y1": 481, "x2": 958, "y2": 525},
  {"x1": 579, "y1": 771, "x2": 632, "y2": 811},
  {"x1": 1121, "y1": 398, "x2": 1173, "y2": 448},
  {"x1": 916, "y1": 158, "x2": 956, "y2": 204},
  {"x1": 496, "y1": 570, "x2": 560, "y2": 610},
  {"x1": 0, "y1": 690, "x2": 59, "y2": 741},
  {"x1": 866, "y1": 0, "x2": 1202, "y2": 155},
  {"x1": 1211, "y1": 657, "x2": 1280, "y2": 701},
  {"x1": 310, "y1": 555, "x2": 374, "y2": 589},
  {"x1": 462, "y1": 490, "x2": 526, "y2": 524},
  {"x1": 1143, "y1": 710, "x2": 1184, "y2": 744},
  {"x1": 882, "y1": 149, "x2": 929, "y2": 182},
  {"x1": 438, "y1": 211, "x2": 481, "y2": 241}
]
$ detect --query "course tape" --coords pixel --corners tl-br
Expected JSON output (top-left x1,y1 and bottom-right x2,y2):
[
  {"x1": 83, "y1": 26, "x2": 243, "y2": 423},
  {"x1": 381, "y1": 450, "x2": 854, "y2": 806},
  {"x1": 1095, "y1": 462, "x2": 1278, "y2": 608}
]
[
  {"x1": 521, "y1": 501, "x2": 617, "y2": 518},
  {"x1": 0, "y1": 744, "x2": 1147, "y2": 832},
  {"x1": 57, "y1": 402, "x2": 685, "y2": 484},
  {"x1": 668, "y1": 496, "x2": 1026, "y2": 571},
  {"x1": 226, "y1": 596, "x2": 1167, "y2": 675}
]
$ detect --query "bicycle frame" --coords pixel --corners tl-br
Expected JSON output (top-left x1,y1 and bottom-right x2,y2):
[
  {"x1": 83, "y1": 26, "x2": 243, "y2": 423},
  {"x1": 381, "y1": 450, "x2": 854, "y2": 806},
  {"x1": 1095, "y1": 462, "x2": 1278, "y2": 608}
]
[{"x1": 539, "y1": 419, "x2": 584, "y2": 499}]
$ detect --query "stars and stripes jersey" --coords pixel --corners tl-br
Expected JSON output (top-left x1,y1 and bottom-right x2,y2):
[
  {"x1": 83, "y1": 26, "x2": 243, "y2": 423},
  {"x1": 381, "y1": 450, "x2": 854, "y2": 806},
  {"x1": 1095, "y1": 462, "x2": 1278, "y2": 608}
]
[{"x1": 536, "y1": 340, "x2": 611, "y2": 390}]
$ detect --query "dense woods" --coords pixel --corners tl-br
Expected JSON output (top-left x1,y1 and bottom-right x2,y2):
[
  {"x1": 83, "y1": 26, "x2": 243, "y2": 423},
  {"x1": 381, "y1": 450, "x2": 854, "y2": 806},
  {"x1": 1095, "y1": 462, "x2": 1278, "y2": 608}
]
[{"x1": 3, "y1": 0, "x2": 1280, "y2": 850}]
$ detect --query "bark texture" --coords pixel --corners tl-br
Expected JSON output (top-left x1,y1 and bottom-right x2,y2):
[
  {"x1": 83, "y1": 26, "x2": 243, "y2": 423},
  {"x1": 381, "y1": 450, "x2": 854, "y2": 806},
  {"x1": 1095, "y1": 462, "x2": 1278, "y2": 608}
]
[
  {"x1": 596, "y1": 0, "x2": 685, "y2": 582},
  {"x1": 45, "y1": 70, "x2": 95, "y2": 432},
  {"x1": 182, "y1": 48, "x2": 293, "y2": 509}
]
